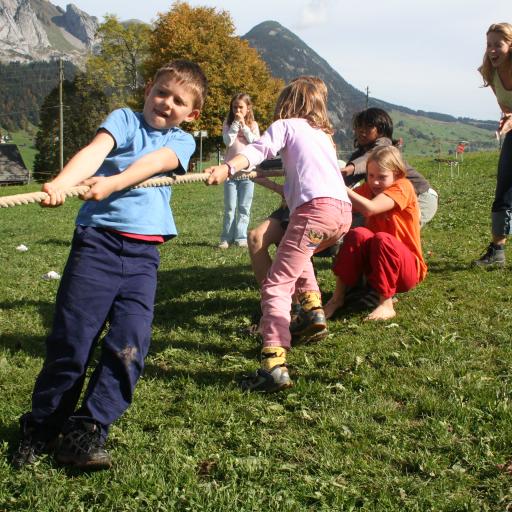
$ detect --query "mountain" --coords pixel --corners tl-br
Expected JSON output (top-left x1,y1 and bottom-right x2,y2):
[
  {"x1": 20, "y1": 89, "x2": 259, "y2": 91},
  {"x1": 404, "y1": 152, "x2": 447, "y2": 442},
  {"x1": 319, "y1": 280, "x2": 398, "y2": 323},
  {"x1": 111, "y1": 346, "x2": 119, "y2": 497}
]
[
  {"x1": 243, "y1": 21, "x2": 497, "y2": 155},
  {"x1": 0, "y1": 7, "x2": 497, "y2": 155},
  {"x1": 0, "y1": 0, "x2": 98, "y2": 63},
  {"x1": 243, "y1": 21, "x2": 364, "y2": 146}
]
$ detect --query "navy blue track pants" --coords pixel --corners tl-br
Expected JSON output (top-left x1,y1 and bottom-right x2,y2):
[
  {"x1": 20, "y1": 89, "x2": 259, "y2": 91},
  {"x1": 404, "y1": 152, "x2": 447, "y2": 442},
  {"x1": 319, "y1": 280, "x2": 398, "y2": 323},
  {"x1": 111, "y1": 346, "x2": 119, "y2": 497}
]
[{"x1": 29, "y1": 226, "x2": 159, "y2": 438}]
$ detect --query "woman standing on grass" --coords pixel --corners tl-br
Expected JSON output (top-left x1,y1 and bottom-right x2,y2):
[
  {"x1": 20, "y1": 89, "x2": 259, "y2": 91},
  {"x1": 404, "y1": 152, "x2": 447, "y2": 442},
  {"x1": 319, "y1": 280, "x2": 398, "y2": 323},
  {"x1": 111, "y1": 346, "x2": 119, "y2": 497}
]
[
  {"x1": 218, "y1": 93, "x2": 260, "y2": 248},
  {"x1": 474, "y1": 23, "x2": 512, "y2": 267}
]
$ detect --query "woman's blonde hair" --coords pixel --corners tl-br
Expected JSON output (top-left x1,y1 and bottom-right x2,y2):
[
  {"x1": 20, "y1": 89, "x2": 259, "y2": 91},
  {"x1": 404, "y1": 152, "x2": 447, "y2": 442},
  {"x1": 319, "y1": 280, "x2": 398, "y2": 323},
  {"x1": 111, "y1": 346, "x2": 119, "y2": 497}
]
[
  {"x1": 367, "y1": 146, "x2": 407, "y2": 179},
  {"x1": 226, "y1": 93, "x2": 255, "y2": 126},
  {"x1": 478, "y1": 23, "x2": 512, "y2": 87},
  {"x1": 274, "y1": 79, "x2": 333, "y2": 134}
]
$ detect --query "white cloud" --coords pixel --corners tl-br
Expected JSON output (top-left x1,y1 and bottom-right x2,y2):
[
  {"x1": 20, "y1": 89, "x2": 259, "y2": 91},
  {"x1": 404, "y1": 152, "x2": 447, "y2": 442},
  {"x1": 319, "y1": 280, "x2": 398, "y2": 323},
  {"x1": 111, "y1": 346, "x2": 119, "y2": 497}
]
[{"x1": 295, "y1": 0, "x2": 329, "y2": 29}]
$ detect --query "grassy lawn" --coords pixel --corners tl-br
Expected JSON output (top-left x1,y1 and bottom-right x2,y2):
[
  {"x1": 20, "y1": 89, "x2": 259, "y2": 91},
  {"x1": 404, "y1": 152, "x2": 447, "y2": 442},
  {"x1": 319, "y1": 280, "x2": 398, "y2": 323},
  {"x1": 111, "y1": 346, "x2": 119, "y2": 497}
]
[
  {"x1": 390, "y1": 110, "x2": 498, "y2": 158},
  {"x1": 0, "y1": 152, "x2": 511, "y2": 511}
]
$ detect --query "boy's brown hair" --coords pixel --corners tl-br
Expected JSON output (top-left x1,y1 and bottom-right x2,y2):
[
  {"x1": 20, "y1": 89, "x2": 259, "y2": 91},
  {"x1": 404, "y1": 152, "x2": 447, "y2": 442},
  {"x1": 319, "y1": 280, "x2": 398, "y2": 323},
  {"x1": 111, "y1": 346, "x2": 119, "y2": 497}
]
[
  {"x1": 153, "y1": 60, "x2": 208, "y2": 110},
  {"x1": 367, "y1": 146, "x2": 407, "y2": 179}
]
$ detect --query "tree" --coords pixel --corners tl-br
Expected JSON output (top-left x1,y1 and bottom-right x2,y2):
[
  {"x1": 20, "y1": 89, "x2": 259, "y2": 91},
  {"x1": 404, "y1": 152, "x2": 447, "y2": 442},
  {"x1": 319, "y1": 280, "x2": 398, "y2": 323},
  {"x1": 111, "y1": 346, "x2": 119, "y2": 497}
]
[
  {"x1": 33, "y1": 77, "x2": 110, "y2": 182},
  {"x1": 143, "y1": 1, "x2": 283, "y2": 154},
  {"x1": 84, "y1": 15, "x2": 151, "y2": 109},
  {"x1": 33, "y1": 17, "x2": 151, "y2": 182}
]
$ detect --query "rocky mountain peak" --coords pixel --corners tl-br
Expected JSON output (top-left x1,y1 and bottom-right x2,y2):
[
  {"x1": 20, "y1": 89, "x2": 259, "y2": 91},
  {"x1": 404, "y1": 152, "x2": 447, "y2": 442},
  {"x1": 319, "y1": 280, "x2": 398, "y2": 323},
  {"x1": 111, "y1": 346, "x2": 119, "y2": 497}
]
[
  {"x1": 0, "y1": 0, "x2": 98, "y2": 63},
  {"x1": 243, "y1": 21, "x2": 366, "y2": 145},
  {"x1": 53, "y1": 3, "x2": 97, "y2": 47}
]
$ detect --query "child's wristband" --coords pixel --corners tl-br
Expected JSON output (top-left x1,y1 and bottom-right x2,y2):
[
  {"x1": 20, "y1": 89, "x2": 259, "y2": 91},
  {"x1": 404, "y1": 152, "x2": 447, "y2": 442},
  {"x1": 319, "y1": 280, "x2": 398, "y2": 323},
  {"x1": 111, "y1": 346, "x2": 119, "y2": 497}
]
[{"x1": 223, "y1": 162, "x2": 236, "y2": 176}]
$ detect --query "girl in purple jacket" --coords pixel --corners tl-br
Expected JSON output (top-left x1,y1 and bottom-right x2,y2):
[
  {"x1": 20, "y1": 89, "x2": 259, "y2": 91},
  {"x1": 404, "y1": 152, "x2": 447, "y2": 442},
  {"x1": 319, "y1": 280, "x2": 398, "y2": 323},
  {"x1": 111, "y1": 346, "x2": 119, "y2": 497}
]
[{"x1": 206, "y1": 79, "x2": 352, "y2": 392}]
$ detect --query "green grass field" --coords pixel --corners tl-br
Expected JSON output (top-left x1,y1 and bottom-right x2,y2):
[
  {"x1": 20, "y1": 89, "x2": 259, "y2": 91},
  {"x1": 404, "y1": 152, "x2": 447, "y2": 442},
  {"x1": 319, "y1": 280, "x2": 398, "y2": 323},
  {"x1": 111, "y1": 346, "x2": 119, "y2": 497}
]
[
  {"x1": 1, "y1": 152, "x2": 511, "y2": 511},
  {"x1": 390, "y1": 110, "x2": 498, "y2": 158}
]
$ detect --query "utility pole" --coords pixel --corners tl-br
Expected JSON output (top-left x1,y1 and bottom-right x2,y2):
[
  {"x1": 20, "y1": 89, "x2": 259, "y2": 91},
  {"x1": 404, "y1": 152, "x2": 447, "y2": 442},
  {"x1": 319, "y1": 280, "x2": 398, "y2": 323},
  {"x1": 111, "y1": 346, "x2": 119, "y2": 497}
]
[
  {"x1": 193, "y1": 130, "x2": 208, "y2": 171},
  {"x1": 365, "y1": 86, "x2": 370, "y2": 109},
  {"x1": 59, "y1": 58, "x2": 64, "y2": 171}
]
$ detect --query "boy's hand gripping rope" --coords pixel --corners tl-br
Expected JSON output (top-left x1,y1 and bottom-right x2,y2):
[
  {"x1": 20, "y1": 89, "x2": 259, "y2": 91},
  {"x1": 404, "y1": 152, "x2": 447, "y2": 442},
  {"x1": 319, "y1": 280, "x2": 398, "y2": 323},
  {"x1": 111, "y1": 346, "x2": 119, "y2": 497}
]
[{"x1": 0, "y1": 170, "x2": 284, "y2": 209}]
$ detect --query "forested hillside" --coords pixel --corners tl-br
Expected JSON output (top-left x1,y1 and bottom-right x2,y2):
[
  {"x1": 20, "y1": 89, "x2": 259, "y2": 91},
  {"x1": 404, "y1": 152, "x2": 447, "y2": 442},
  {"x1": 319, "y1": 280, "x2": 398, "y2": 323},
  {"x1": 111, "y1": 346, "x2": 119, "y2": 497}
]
[{"x1": 0, "y1": 61, "x2": 77, "y2": 132}]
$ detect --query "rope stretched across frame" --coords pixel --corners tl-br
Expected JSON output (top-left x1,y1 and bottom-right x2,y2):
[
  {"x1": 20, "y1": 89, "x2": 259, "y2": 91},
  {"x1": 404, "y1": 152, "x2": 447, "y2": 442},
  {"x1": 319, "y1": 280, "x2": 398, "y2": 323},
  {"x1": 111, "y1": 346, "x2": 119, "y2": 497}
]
[{"x1": 0, "y1": 169, "x2": 284, "y2": 209}]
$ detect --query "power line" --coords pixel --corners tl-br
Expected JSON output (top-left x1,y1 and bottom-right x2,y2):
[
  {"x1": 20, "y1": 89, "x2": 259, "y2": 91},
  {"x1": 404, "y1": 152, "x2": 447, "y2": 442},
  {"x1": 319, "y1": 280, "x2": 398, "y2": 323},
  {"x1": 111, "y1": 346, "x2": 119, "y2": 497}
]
[
  {"x1": 0, "y1": 106, "x2": 70, "y2": 117},
  {"x1": 0, "y1": 79, "x2": 64, "y2": 87}
]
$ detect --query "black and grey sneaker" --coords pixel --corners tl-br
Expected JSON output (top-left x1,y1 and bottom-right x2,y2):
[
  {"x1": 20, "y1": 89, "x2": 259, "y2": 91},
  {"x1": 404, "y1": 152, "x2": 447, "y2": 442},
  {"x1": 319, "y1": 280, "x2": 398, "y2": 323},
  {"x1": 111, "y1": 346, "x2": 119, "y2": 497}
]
[
  {"x1": 290, "y1": 307, "x2": 328, "y2": 343},
  {"x1": 55, "y1": 418, "x2": 112, "y2": 470},
  {"x1": 474, "y1": 243, "x2": 505, "y2": 268},
  {"x1": 12, "y1": 414, "x2": 57, "y2": 469},
  {"x1": 12, "y1": 437, "x2": 48, "y2": 469}
]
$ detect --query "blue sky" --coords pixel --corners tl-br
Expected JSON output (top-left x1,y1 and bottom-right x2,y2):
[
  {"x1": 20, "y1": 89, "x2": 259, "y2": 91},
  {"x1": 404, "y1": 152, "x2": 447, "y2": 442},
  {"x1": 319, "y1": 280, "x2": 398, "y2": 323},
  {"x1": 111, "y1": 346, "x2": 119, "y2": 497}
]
[{"x1": 53, "y1": 0, "x2": 510, "y2": 121}]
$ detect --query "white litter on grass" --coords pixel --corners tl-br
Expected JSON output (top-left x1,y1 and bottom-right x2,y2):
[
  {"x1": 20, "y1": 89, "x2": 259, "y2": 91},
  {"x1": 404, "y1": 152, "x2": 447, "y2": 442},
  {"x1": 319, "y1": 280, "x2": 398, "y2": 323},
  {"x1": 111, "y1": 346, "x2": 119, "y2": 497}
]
[
  {"x1": 16, "y1": 244, "x2": 28, "y2": 252},
  {"x1": 42, "y1": 271, "x2": 61, "y2": 280},
  {"x1": 385, "y1": 323, "x2": 399, "y2": 329}
]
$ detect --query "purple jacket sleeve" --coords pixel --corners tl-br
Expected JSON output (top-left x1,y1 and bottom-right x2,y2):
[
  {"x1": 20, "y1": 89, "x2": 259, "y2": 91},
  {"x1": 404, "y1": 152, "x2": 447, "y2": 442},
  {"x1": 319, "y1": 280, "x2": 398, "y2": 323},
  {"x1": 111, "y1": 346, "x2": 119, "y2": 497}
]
[{"x1": 241, "y1": 121, "x2": 286, "y2": 168}]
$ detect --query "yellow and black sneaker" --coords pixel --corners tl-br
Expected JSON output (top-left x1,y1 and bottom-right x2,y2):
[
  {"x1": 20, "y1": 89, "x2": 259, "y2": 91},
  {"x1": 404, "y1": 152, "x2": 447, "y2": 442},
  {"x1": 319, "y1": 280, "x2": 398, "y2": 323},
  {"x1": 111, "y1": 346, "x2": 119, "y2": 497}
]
[
  {"x1": 240, "y1": 347, "x2": 293, "y2": 393},
  {"x1": 290, "y1": 307, "x2": 328, "y2": 343},
  {"x1": 290, "y1": 291, "x2": 328, "y2": 343}
]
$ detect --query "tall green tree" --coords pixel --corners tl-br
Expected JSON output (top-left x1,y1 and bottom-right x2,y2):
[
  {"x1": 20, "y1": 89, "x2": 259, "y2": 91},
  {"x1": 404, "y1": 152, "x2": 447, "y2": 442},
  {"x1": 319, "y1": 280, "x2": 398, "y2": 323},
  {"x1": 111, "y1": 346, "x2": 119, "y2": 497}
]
[
  {"x1": 33, "y1": 17, "x2": 151, "y2": 181},
  {"x1": 33, "y1": 77, "x2": 110, "y2": 182},
  {"x1": 143, "y1": 1, "x2": 283, "y2": 153},
  {"x1": 84, "y1": 15, "x2": 151, "y2": 109}
]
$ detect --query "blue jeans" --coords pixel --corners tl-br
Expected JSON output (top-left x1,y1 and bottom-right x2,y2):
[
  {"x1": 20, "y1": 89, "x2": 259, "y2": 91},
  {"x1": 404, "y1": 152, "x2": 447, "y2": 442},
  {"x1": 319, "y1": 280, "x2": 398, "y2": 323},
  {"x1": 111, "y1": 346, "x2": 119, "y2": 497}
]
[
  {"x1": 27, "y1": 226, "x2": 159, "y2": 439},
  {"x1": 492, "y1": 131, "x2": 512, "y2": 236},
  {"x1": 221, "y1": 179, "x2": 254, "y2": 243}
]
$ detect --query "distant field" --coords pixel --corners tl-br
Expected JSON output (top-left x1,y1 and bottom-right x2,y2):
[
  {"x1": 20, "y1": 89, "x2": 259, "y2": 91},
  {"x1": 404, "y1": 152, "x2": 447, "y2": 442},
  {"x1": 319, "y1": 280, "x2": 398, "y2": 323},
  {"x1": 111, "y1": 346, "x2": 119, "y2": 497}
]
[
  {"x1": 6, "y1": 114, "x2": 501, "y2": 179},
  {"x1": 1, "y1": 152, "x2": 511, "y2": 510},
  {"x1": 391, "y1": 110, "x2": 498, "y2": 157},
  {"x1": 8, "y1": 128, "x2": 38, "y2": 173}
]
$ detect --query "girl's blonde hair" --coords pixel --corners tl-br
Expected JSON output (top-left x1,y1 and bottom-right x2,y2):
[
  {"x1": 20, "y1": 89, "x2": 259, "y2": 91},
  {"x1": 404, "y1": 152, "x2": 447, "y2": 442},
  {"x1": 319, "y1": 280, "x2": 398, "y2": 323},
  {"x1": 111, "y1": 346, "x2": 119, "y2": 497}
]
[
  {"x1": 367, "y1": 146, "x2": 407, "y2": 179},
  {"x1": 290, "y1": 75, "x2": 328, "y2": 101},
  {"x1": 274, "y1": 79, "x2": 333, "y2": 134},
  {"x1": 226, "y1": 93, "x2": 255, "y2": 126},
  {"x1": 479, "y1": 23, "x2": 512, "y2": 87}
]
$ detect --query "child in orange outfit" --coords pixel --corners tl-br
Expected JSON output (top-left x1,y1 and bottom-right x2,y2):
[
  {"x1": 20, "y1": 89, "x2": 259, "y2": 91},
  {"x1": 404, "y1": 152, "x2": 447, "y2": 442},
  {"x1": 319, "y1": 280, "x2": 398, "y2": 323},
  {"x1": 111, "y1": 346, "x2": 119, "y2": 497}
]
[{"x1": 325, "y1": 146, "x2": 427, "y2": 321}]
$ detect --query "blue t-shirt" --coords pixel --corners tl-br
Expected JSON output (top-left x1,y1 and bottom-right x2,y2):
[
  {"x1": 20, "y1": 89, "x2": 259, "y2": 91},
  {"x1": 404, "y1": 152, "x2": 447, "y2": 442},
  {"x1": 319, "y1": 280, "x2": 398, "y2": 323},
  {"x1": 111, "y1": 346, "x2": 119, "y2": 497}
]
[{"x1": 76, "y1": 108, "x2": 195, "y2": 236}]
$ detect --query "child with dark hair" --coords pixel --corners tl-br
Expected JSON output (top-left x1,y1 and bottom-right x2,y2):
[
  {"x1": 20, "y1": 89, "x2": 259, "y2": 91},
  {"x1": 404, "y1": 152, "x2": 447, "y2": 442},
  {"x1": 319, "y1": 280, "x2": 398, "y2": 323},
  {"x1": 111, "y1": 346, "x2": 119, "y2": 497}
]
[{"x1": 342, "y1": 107, "x2": 438, "y2": 228}]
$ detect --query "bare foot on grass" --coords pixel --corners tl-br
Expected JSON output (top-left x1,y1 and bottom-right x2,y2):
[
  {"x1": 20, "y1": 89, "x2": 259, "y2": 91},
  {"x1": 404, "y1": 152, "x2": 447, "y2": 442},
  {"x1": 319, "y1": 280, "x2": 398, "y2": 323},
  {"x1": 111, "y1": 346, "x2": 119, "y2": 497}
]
[{"x1": 364, "y1": 297, "x2": 396, "y2": 321}]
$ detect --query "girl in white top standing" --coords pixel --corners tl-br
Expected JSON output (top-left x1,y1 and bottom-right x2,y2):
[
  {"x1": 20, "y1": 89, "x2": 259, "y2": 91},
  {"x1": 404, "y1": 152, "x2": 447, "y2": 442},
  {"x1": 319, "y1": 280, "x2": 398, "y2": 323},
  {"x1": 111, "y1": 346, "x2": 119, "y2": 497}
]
[
  {"x1": 206, "y1": 79, "x2": 352, "y2": 392},
  {"x1": 474, "y1": 23, "x2": 512, "y2": 267},
  {"x1": 218, "y1": 93, "x2": 260, "y2": 248}
]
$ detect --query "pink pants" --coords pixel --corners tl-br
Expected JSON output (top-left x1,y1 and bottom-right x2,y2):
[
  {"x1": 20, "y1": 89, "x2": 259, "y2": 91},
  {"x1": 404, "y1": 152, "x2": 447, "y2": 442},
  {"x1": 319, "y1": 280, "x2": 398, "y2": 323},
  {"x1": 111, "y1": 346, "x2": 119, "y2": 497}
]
[
  {"x1": 333, "y1": 227, "x2": 420, "y2": 299},
  {"x1": 261, "y1": 198, "x2": 352, "y2": 349}
]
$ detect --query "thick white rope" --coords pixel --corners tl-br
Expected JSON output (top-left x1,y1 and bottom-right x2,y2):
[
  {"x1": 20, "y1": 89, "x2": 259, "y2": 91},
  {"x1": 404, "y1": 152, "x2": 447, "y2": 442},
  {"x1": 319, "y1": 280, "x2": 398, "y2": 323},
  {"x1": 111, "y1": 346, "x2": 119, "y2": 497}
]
[{"x1": 0, "y1": 169, "x2": 284, "y2": 209}]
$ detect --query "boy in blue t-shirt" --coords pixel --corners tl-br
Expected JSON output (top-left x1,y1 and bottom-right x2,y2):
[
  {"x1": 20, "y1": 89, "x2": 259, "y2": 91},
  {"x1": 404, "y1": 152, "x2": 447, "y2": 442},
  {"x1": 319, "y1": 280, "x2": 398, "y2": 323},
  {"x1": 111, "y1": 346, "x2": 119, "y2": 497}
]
[{"x1": 13, "y1": 60, "x2": 208, "y2": 470}]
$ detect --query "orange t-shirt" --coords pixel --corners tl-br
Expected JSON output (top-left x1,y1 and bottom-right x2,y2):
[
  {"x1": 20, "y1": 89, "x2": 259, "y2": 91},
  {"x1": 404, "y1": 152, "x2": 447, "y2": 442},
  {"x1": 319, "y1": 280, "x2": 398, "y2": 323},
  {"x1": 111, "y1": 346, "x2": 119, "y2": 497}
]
[{"x1": 355, "y1": 178, "x2": 427, "y2": 281}]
